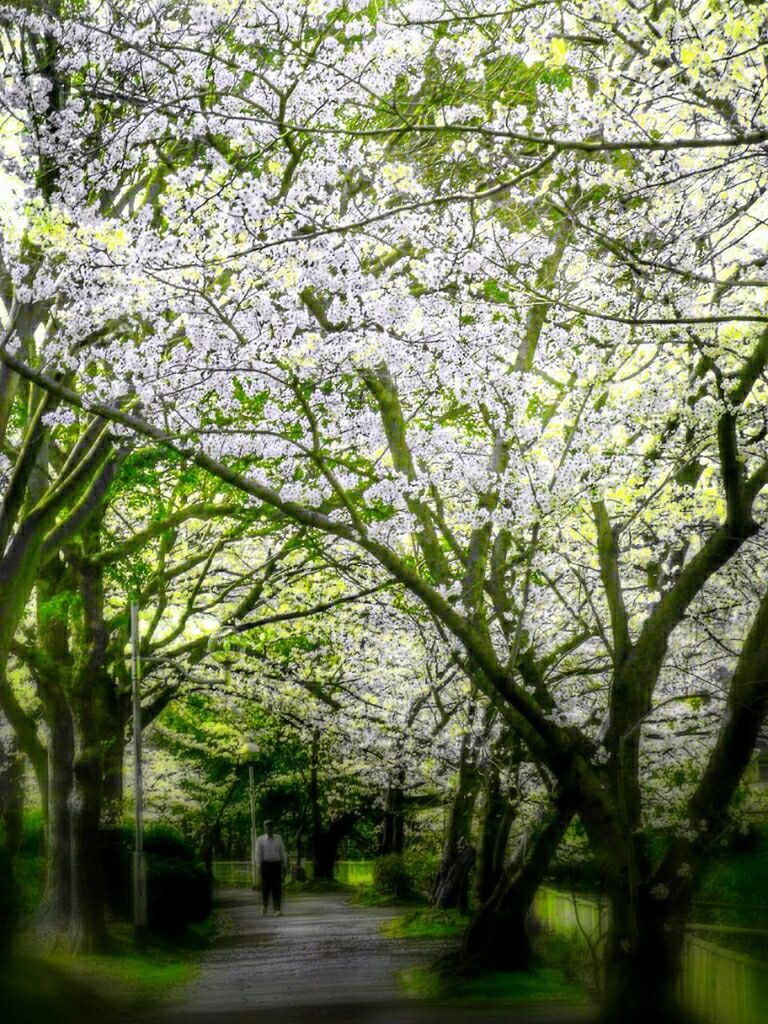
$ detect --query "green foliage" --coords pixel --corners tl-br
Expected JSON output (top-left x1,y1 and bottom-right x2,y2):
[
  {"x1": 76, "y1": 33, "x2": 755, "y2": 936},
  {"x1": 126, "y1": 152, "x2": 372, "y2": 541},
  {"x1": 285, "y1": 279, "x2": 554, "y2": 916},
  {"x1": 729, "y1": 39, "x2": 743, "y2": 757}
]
[
  {"x1": 36, "y1": 590, "x2": 81, "y2": 625},
  {"x1": 381, "y1": 908, "x2": 465, "y2": 940},
  {"x1": 404, "y1": 851, "x2": 440, "y2": 898},
  {"x1": 0, "y1": 823, "x2": 17, "y2": 956},
  {"x1": 144, "y1": 825, "x2": 212, "y2": 936},
  {"x1": 398, "y1": 964, "x2": 585, "y2": 1004},
  {"x1": 546, "y1": 819, "x2": 601, "y2": 894},
  {"x1": 352, "y1": 886, "x2": 427, "y2": 908},
  {"x1": 1, "y1": 940, "x2": 201, "y2": 1024},
  {"x1": 12, "y1": 812, "x2": 46, "y2": 918},
  {"x1": 0, "y1": 957, "x2": 112, "y2": 1024},
  {"x1": 453, "y1": 965, "x2": 585, "y2": 1004},
  {"x1": 14, "y1": 853, "x2": 45, "y2": 917},
  {"x1": 18, "y1": 809, "x2": 45, "y2": 856},
  {"x1": 532, "y1": 929, "x2": 600, "y2": 1000},
  {"x1": 693, "y1": 825, "x2": 768, "y2": 958},
  {"x1": 372, "y1": 853, "x2": 414, "y2": 898}
]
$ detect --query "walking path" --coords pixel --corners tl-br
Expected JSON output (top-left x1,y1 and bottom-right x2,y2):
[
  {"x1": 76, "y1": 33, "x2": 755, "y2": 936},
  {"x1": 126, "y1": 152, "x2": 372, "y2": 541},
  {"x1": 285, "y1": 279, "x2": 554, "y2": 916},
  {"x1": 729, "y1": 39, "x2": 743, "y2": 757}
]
[{"x1": 141, "y1": 889, "x2": 591, "y2": 1024}]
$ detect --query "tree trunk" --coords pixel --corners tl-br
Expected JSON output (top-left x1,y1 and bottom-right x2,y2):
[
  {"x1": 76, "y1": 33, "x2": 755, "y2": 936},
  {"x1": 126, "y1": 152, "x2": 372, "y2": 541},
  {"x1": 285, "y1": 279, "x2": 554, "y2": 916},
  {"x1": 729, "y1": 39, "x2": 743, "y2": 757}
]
[
  {"x1": 432, "y1": 840, "x2": 475, "y2": 911},
  {"x1": 38, "y1": 701, "x2": 74, "y2": 937},
  {"x1": 35, "y1": 556, "x2": 75, "y2": 939},
  {"x1": 67, "y1": 537, "x2": 111, "y2": 953},
  {"x1": 575, "y1": 774, "x2": 693, "y2": 1024},
  {"x1": 293, "y1": 799, "x2": 308, "y2": 880},
  {"x1": 475, "y1": 760, "x2": 514, "y2": 905},
  {"x1": 432, "y1": 738, "x2": 481, "y2": 909},
  {"x1": 599, "y1": 877, "x2": 691, "y2": 1024},
  {"x1": 0, "y1": 734, "x2": 24, "y2": 963},
  {"x1": 313, "y1": 813, "x2": 360, "y2": 881},
  {"x1": 313, "y1": 829, "x2": 339, "y2": 881},
  {"x1": 447, "y1": 793, "x2": 574, "y2": 977},
  {"x1": 379, "y1": 783, "x2": 405, "y2": 855},
  {"x1": 101, "y1": 695, "x2": 128, "y2": 828},
  {"x1": 68, "y1": 737, "x2": 108, "y2": 953}
]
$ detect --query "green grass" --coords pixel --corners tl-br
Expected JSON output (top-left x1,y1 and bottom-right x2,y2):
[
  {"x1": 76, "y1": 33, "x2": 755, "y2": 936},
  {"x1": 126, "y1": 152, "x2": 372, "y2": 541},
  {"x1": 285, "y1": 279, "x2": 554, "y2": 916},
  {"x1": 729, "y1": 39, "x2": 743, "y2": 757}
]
[
  {"x1": 381, "y1": 908, "x2": 467, "y2": 939},
  {"x1": 399, "y1": 964, "x2": 587, "y2": 1005},
  {"x1": 4, "y1": 917, "x2": 211, "y2": 1024},
  {"x1": 48, "y1": 948, "x2": 197, "y2": 996},
  {"x1": 14, "y1": 855, "x2": 45, "y2": 915},
  {"x1": 2, "y1": 957, "x2": 111, "y2": 1024},
  {"x1": 2, "y1": 950, "x2": 198, "y2": 1024},
  {"x1": 285, "y1": 876, "x2": 353, "y2": 894},
  {"x1": 351, "y1": 885, "x2": 428, "y2": 907}
]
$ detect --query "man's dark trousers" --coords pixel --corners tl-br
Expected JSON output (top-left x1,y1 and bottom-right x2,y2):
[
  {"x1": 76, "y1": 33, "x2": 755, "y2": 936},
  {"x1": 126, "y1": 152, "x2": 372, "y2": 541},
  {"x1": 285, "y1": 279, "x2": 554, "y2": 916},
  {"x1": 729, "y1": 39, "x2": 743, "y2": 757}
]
[{"x1": 261, "y1": 861, "x2": 282, "y2": 911}]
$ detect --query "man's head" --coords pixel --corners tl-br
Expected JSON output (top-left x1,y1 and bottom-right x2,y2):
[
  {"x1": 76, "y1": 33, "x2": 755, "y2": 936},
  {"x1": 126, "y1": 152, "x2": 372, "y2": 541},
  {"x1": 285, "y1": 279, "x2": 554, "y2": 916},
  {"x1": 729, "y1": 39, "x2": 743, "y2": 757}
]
[{"x1": 264, "y1": 819, "x2": 274, "y2": 837}]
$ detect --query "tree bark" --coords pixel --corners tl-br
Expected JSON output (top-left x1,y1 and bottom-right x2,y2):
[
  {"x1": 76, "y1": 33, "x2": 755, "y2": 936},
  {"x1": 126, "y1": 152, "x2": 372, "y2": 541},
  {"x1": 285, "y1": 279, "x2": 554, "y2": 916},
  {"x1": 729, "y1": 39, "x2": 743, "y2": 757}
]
[
  {"x1": 66, "y1": 532, "x2": 112, "y2": 953},
  {"x1": 68, "y1": 735, "x2": 108, "y2": 952},
  {"x1": 432, "y1": 737, "x2": 481, "y2": 909},
  {"x1": 312, "y1": 829, "x2": 339, "y2": 881},
  {"x1": 33, "y1": 558, "x2": 77, "y2": 940},
  {"x1": 432, "y1": 840, "x2": 476, "y2": 912},
  {"x1": 446, "y1": 793, "x2": 574, "y2": 977},
  {"x1": 474, "y1": 758, "x2": 515, "y2": 905},
  {"x1": 0, "y1": 734, "x2": 24, "y2": 963},
  {"x1": 313, "y1": 813, "x2": 360, "y2": 881},
  {"x1": 599, "y1": 878, "x2": 691, "y2": 1024},
  {"x1": 38, "y1": 700, "x2": 74, "y2": 936},
  {"x1": 379, "y1": 782, "x2": 405, "y2": 855}
]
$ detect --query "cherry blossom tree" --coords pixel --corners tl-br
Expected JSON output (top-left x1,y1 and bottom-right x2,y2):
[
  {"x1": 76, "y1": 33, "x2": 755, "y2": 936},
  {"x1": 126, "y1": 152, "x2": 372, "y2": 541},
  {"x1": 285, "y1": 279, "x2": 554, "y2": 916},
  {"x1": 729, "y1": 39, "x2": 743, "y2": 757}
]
[{"x1": 2, "y1": 2, "x2": 768, "y2": 1020}]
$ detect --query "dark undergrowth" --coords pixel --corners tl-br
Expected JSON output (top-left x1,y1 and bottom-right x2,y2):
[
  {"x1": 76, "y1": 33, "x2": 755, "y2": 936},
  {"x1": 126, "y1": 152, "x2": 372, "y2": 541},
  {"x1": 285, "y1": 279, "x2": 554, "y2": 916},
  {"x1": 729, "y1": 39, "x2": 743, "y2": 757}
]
[
  {"x1": 284, "y1": 876, "x2": 354, "y2": 894},
  {"x1": 381, "y1": 907, "x2": 467, "y2": 939},
  {"x1": 4, "y1": 916, "x2": 215, "y2": 1024},
  {"x1": 398, "y1": 962, "x2": 587, "y2": 1007},
  {"x1": 350, "y1": 885, "x2": 429, "y2": 907},
  {"x1": 383, "y1": 907, "x2": 589, "y2": 1010}
]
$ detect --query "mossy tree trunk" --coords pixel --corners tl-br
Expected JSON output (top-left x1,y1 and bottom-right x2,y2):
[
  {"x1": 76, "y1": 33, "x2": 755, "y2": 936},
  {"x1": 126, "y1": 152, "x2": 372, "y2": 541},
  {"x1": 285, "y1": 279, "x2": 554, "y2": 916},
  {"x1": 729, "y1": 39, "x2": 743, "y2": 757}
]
[
  {"x1": 379, "y1": 779, "x2": 405, "y2": 856},
  {"x1": 67, "y1": 527, "x2": 112, "y2": 953},
  {"x1": 40, "y1": 700, "x2": 75, "y2": 935},
  {"x1": 432, "y1": 734, "x2": 482, "y2": 910},
  {"x1": 34, "y1": 557, "x2": 75, "y2": 938},
  {"x1": 448, "y1": 792, "x2": 574, "y2": 977},
  {"x1": 0, "y1": 735, "x2": 24, "y2": 963},
  {"x1": 474, "y1": 735, "x2": 519, "y2": 906}
]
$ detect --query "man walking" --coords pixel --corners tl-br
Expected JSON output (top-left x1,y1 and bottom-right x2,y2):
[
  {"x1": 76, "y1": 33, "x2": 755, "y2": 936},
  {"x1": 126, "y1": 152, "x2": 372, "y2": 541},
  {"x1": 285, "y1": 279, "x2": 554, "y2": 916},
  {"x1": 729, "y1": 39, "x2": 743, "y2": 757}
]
[{"x1": 255, "y1": 819, "x2": 289, "y2": 916}]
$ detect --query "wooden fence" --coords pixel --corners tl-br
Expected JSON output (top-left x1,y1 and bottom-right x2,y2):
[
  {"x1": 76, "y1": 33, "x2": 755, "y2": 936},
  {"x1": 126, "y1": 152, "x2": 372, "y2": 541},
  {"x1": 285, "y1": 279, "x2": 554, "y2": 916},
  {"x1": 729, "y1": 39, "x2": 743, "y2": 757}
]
[
  {"x1": 532, "y1": 887, "x2": 768, "y2": 1024},
  {"x1": 211, "y1": 859, "x2": 375, "y2": 887}
]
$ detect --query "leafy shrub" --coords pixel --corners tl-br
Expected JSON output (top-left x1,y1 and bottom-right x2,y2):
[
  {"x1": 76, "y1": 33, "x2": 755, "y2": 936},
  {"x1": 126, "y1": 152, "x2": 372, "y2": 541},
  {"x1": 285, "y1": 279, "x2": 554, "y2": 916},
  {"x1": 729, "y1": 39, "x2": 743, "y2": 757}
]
[
  {"x1": 19, "y1": 809, "x2": 45, "y2": 857},
  {"x1": 373, "y1": 853, "x2": 414, "y2": 898},
  {"x1": 692, "y1": 824, "x2": 768, "y2": 957},
  {"x1": 12, "y1": 812, "x2": 45, "y2": 917},
  {"x1": 405, "y1": 852, "x2": 439, "y2": 898},
  {"x1": 143, "y1": 825, "x2": 211, "y2": 936}
]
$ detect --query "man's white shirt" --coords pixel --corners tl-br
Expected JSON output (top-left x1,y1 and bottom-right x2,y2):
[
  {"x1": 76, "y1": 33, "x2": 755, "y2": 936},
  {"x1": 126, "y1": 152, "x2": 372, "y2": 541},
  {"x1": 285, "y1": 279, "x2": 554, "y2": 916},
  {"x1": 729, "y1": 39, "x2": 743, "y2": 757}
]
[{"x1": 255, "y1": 833, "x2": 288, "y2": 869}]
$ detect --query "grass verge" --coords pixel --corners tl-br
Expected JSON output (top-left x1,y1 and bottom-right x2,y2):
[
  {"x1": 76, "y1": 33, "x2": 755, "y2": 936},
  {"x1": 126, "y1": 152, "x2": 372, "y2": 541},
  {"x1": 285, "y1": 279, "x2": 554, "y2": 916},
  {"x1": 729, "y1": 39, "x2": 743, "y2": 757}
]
[
  {"x1": 350, "y1": 885, "x2": 429, "y2": 907},
  {"x1": 4, "y1": 918, "x2": 213, "y2": 1024},
  {"x1": 399, "y1": 964, "x2": 587, "y2": 1006},
  {"x1": 381, "y1": 908, "x2": 467, "y2": 939}
]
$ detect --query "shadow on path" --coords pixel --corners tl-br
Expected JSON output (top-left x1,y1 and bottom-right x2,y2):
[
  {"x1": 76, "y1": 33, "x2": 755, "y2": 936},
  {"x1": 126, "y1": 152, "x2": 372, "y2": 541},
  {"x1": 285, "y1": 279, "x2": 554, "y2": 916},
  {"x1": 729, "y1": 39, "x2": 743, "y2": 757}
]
[{"x1": 140, "y1": 888, "x2": 593, "y2": 1024}]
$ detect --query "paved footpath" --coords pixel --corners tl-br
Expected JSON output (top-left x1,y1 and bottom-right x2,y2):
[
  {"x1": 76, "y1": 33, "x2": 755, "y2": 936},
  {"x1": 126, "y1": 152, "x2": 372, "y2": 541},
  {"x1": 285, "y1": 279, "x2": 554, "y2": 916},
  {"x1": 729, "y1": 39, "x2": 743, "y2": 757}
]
[{"x1": 142, "y1": 889, "x2": 592, "y2": 1024}]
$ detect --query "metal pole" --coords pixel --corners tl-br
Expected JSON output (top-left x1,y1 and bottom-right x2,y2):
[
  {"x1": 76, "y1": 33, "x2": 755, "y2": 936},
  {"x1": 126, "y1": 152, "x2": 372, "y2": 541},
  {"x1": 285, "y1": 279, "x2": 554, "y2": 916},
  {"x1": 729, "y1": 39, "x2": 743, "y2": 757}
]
[
  {"x1": 248, "y1": 762, "x2": 258, "y2": 890},
  {"x1": 131, "y1": 600, "x2": 148, "y2": 948}
]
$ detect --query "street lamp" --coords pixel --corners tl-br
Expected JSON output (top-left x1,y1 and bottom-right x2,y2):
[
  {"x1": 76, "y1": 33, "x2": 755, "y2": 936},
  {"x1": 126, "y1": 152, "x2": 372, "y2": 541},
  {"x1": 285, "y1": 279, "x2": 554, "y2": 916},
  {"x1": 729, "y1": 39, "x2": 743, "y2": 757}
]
[
  {"x1": 130, "y1": 600, "x2": 148, "y2": 948},
  {"x1": 241, "y1": 735, "x2": 259, "y2": 889}
]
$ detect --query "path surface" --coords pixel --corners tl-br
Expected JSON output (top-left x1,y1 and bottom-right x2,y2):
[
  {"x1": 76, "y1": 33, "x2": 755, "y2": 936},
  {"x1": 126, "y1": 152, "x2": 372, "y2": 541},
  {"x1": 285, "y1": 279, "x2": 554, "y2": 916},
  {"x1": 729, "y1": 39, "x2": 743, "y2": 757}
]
[{"x1": 141, "y1": 889, "x2": 591, "y2": 1024}]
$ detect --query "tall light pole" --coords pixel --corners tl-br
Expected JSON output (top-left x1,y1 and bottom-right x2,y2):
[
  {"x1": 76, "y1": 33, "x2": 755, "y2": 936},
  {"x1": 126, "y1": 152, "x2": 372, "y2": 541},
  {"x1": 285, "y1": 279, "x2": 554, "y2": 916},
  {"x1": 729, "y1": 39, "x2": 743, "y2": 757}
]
[
  {"x1": 242, "y1": 735, "x2": 259, "y2": 890},
  {"x1": 131, "y1": 600, "x2": 148, "y2": 948}
]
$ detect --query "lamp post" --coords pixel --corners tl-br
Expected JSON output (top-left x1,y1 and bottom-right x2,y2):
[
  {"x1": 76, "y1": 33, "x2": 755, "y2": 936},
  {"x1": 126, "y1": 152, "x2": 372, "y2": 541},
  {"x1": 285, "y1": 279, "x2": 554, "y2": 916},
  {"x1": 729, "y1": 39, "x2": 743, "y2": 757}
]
[
  {"x1": 241, "y1": 735, "x2": 259, "y2": 889},
  {"x1": 130, "y1": 600, "x2": 147, "y2": 948}
]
